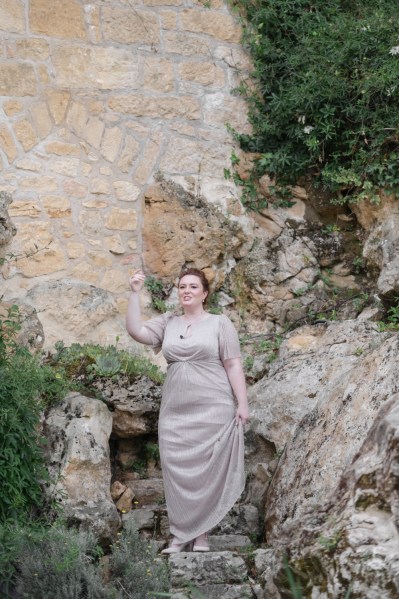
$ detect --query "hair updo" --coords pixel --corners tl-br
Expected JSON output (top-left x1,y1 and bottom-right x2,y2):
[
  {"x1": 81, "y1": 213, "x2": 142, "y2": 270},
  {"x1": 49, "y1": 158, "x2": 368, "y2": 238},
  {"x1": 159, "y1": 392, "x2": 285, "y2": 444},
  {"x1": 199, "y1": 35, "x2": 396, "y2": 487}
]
[{"x1": 178, "y1": 268, "x2": 210, "y2": 305}]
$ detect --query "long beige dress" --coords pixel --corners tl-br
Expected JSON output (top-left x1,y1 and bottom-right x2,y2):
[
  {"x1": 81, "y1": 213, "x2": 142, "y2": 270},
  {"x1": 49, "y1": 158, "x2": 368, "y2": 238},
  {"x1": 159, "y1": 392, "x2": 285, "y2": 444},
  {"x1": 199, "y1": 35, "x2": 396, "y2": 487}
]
[{"x1": 143, "y1": 312, "x2": 245, "y2": 543}]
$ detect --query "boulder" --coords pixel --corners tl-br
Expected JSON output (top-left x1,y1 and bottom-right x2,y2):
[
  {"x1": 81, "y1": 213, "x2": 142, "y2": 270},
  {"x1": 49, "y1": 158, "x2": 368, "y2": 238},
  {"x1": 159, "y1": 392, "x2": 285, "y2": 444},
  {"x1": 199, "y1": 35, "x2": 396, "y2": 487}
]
[
  {"x1": 44, "y1": 392, "x2": 120, "y2": 545},
  {"x1": 263, "y1": 324, "x2": 397, "y2": 543},
  {"x1": 277, "y1": 396, "x2": 399, "y2": 598},
  {"x1": 0, "y1": 300, "x2": 44, "y2": 352}
]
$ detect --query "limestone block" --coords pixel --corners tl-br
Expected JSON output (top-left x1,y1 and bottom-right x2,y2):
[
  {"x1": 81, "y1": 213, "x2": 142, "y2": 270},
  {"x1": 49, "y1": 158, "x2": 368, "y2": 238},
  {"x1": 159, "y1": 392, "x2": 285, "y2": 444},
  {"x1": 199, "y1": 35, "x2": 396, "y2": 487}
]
[
  {"x1": 44, "y1": 392, "x2": 120, "y2": 545},
  {"x1": 212, "y1": 505, "x2": 259, "y2": 536},
  {"x1": 66, "y1": 101, "x2": 88, "y2": 136},
  {"x1": 160, "y1": 136, "x2": 228, "y2": 177},
  {"x1": 83, "y1": 116, "x2": 104, "y2": 149},
  {"x1": 45, "y1": 141, "x2": 80, "y2": 156},
  {"x1": 14, "y1": 38, "x2": 50, "y2": 60},
  {"x1": 143, "y1": 0, "x2": 182, "y2": 5},
  {"x1": 115, "y1": 487, "x2": 134, "y2": 513},
  {"x1": 111, "y1": 481, "x2": 126, "y2": 502},
  {"x1": 42, "y1": 195, "x2": 71, "y2": 218},
  {"x1": 63, "y1": 180, "x2": 87, "y2": 198},
  {"x1": 20, "y1": 176, "x2": 57, "y2": 192},
  {"x1": 122, "y1": 508, "x2": 156, "y2": 532},
  {"x1": 128, "y1": 239, "x2": 137, "y2": 251},
  {"x1": 70, "y1": 262, "x2": 99, "y2": 283},
  {"x1": 163, "y1": 31, "x2": 211, "y2": 56},
  {"x1": 102, "y1": 7, "x2": 159, "y2": 47},
  {"x1": 82, "y1": 199, "x2": 108, "y2": 209},
  {"x1": 105, "y1": 208, "x2": 137, "y2": 231},
  {"x1": 46, "y1": 90, "x2": 70, "y2": 125},
  {"x1": 203, "y1": 93, "x2": 250, "y2": 131},
  {"x1": 101, "y1": 127, "x2": 122, "y2": 163},
  {"x1": 208, "y1": 535, "x2": 251, "y2": 552},
  {"x1": 133, "y1": 132, "x2": 165, "y2": 185},
  {"x1": 0, "y1": 63, "x2": 37, "y2": 96},
  {"x1": 117, "y1": 134, "x2": 141, "y2": 173},
  {"x1": 38, "y1": 64, "x2": 49, "y2": 84},
  {"x1": 66, "y1": 241, "x2": 85, "y2": 259},
  {"x1": 29, "y1": 0, "x2": 86, "y2": 39},
  {"x1": 124, "y1": 479, "x2": 164, "y2": 506},
  {"x1": 90, "y1": 178, "x2": 110, "y2": 195},
  {"x1": 13, "y1": 119, "x2": 37, "y2": 151},
  {"x1": 179, "y1": 61, "x2": 225, "y2": 88},
  {"x1": 50, "y1": 158, "x2": 80, "y2": 177},
  {"x1": 181, "y1": 9, "x2": 241, "y2": 42},
  {"x1": 30, "y1": 102, "x2": 53, "y2": 139},
  {"x1": 26, "y1": 280, "x2": 119, "y2": 347},
  {"x1": 53, "y1": 45, "x2": 141, "y2": 90},
  {"x1": 79, "y1": 210, "x2": 104, "y2": 236},
  {"x1": 3, "y1": 100, "x2": 23, "y2": 117},
  {"x1": 88, "y1": 249, "x2": 112, "y2": 267},
  {"x1": 160, "y1": 10, "x2": 177, "y2": 30},
  {"x1": 108, "y1": 94, "x2": 200, "y2": 120},
  {"x1": 0, "y1": 0, "x2": 25, "y2": 33},
  {"x1": 0, "y1": 125, "x2": 17, "y2": 163},
  {"x1": 8, "y1": 201, "x2": 41, "y2": 218},
  {"x1": 15, "y1": 158, "x2": 40, "y2": 171},
  {"x1": 100, "y1": 270, "x2": 128, "y2": 293},
  {"x1": 0, "y1": 192, "x2": 16, "y2": 246},
  {"x1": 113, "y1": 181, "x2": 140, "y2": 203},
  {"x1": 84, "y1": 3, "x2": 101, "y2": 43},
  {"x1": 105, "y1": 235, "x2": 125, "y2": 255},
  {"x1": 11, "y1": 221, "x2": 66, "y2": 277},
  {"x1": 143, "y1": 57, "x2": 175, "y2": 92}
]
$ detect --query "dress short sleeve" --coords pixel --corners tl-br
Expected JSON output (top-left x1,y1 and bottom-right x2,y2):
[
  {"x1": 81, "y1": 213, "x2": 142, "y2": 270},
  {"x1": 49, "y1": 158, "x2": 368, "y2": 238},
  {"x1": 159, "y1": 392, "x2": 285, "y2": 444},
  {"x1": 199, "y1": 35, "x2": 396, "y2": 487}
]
[
  {"x1": 218, "y1": 314, "x2": 241, "y2": 362},
  {"x1": 142, "y1": 312, "x2": 173, "y2": 354}
]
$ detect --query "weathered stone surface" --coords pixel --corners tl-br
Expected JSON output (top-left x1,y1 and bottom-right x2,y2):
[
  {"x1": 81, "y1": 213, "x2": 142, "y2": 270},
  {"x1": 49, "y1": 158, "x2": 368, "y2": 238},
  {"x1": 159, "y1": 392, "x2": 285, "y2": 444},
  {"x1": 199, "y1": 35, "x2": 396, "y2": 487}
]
[
  {"x1": 53, "y1": 46, "x2": 141, "y2": 90},
  {"x1": 44, "y1": 392, "x2": 120, "y2": 545},
  {"x1": 172, "y1": 584, "x2": 252, "y2": 599},
  {"x1": 179, "y1": 61, "x2": 225, "y2": 88},
  {"x1": 14, "y1": 38, "x2": 50, "y2": 60},
  {"x1": 203, "y1": 93, "x2": 250, "y2": 131},
  {"x1": 276, "y1": 396, "x2": 399, "y2": 599},
  {"x1": 110, "y1": 481, "x2": 126, "y2": 501},
  {"x1": 105, "y1": 234, "x2": 125, "y2": 255},
  {"x1": 163, "y1": 31, "x2": 211, "y2": 56},
  {"x1": 115, "y1": 487, "x2": 134, "y2": 513},
  {"x1": 122, "y1": 508, "x2": 156, "y2": 532},
  {"x1": 8, "y1": 200, "x2": 41, "y2": 218},
  {"x1": 213, "y1": 505, "x2": 259, "y2": 536},
  {"x1": 180, "y1": 9, "x2": 241, "y2": 42},
  {"x1": 132, "y1": 131, "x2": 165, "y2": 185},
  {"x1": 102, "y1": 7, "x2": 159, "y2": 46},
  {"x1": 142, "y1": 177, "x2": 249, "y2": 281},
  {"x1": 0, "y1": 0, "x2": 25, "y2": 33},
  {"x1": 20, "y1": 175, "x2": 58, "y2": 192},
  {"x1": 170, "y1": 551, "x2": 248, "y2": 586},
  {"x1": 99, "y1": 375, "x2": 162, "y2": 437},
  {"x1": 45, "y1": 141, "x2": 80, "y2": 156},
  {"x1": 101, "y1": 127, "x2": 122, "y2": 162},
  {"x1": 9, "y1": 221, "x2": 66, "y2": 277},
  {"x1": 3, "y1": 100, "x2": 23, "y2": 117},
  {"x1": 45, "y1": 90, "x2": 70, "y2": 124},
  {"x1": 13, "y1": 119, "x2": 37, "y2": 151},
  {"x1": 105, "y1": 208, "x2": 137, "y2": 231},
  {"x1": 123, "y1": 478, "x2": 164, "y2": 506},
  {"x1": 263, "y1": 321, "x2": 397, "y2": 543},
  {"x1": 143, "y1": 57, "x2": 175, "y2": 92},
  {"x1": 160, "y1": 136, "x2": 230, "y2": 176},
  {"x1": 108, "y1": 94, "x2": 200, "y2": 120},
  {"x1": 0, "y1": 126, "x2": 17, "y2": 163},
  {"x1": 209, "y1": 535, "x2": 251, "y2": 552},
  {"x1": 50, "y1": 158, "x2": 80, "y2": 177},
  {"x1": 29, "y1": 0, "x2": 86, "y2": 39},
  {"x1": 30, "y1": 101, "x2": 53, "y2": 138},
  {"x1": 25, "y1": 280, "x2": 119, "y2": 347},
  {"x1": 0, "y1": 191, "x2": 17, "y2": 246},
  {"x1": 113, "y1": 180, "x2": 140, "y2": 203},
  {"x1": 117, "y1": 134, "x2": 141, "y2": 173}
]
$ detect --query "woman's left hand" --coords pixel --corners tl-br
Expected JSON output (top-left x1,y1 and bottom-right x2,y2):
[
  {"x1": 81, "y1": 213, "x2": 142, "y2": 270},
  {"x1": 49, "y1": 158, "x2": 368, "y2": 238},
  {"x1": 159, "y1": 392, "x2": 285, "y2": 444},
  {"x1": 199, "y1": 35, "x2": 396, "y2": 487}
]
[{"x1": 235, "y1": 406, "x2": 250, "y2": 426}]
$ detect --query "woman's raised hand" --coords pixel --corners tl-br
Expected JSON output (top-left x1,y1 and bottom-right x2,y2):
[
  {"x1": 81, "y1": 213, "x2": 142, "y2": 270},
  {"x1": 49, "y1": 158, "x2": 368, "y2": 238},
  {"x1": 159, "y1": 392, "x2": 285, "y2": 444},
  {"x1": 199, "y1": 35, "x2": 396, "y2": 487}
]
[{"x1": 129, "y1": 269, "x2": 146, "y2": 293}]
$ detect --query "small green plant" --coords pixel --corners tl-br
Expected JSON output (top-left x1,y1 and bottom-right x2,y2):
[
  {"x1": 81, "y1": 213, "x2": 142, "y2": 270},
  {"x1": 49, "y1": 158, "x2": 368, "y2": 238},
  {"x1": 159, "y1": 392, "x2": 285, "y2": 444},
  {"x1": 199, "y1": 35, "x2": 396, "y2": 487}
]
[
  {"x1": 353, "y1": 347, "x2": 364, "y2": 356},
  {"x1": 321, "y1": 224, "x2": 341, "y2": 235},
  {"x1": 352, "y1": 256, "x2": 365, "y2": 274},
  {"x1": 317, "y1": 529, "x2": 342, "y2": 551},
  {"x1": 207, "y1": 292, "x2": 223, "y2": 315},
  {"x1": 145, "y1": 276, "x2": 171, "y2": 313}
]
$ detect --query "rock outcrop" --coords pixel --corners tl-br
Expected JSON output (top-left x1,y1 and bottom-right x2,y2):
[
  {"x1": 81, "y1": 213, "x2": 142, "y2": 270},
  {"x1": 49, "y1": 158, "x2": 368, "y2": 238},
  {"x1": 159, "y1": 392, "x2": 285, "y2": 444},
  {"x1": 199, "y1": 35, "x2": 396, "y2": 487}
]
[
  {"x1": 44, "y1": 392, "x2": 120, "y2": 545},
  {"x1": 0, "y1": 192, "x2": 16, "y2": 247}
]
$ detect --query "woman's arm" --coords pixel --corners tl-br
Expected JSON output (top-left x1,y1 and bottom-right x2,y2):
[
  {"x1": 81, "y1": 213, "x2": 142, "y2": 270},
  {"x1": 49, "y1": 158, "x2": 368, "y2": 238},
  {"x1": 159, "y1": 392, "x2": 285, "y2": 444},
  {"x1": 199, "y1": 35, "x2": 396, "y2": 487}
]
[
  {"x1": 223, "y1": 357, "x2": 250, "y2": 425},
  {"x1": 126, "y1": 270, "x2": 154, "y2": 345}
]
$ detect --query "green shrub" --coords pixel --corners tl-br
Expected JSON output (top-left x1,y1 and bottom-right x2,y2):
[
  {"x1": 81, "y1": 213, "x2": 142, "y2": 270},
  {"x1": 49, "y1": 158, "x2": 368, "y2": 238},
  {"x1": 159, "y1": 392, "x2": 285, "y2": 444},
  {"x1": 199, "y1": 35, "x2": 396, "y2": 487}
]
[
  {"x1": 230, "y1": 0, "x2": 399, "y2": 207},
  {"x1": 109, "y1": 520, "x2": 169, "y2": 599}
]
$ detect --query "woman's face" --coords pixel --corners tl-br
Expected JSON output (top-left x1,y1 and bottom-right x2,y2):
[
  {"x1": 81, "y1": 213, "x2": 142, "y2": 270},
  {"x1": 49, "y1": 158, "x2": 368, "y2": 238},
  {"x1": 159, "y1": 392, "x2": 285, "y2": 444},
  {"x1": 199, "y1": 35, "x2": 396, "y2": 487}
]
[{"x1": 178, "y1": 275, "x2": 208, "y2": 309}]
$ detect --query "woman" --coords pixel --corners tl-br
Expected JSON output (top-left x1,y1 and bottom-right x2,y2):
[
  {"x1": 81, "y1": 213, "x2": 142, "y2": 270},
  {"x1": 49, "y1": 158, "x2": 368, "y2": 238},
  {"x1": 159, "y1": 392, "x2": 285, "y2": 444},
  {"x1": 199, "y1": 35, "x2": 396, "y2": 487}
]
[{"x1": 126, "y1": 268, "x2": 249, "y2": 553}]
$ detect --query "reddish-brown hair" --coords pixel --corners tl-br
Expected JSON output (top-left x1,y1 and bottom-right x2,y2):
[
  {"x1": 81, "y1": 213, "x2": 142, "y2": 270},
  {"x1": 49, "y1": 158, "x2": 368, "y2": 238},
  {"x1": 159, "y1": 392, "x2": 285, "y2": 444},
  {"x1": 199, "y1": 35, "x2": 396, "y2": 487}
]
[{"x1": 178, "y1": 268, "x2": 210, "y2": 304}]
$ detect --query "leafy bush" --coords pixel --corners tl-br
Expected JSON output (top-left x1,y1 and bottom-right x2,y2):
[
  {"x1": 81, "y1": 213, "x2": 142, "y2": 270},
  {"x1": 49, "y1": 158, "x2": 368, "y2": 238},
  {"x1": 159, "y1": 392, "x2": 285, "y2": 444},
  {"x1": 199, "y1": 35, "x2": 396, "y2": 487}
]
[
  {"x1": 0, "y1": 305, "x2": 67, "y2": 522},
  {"x1": 231, "y1": 0, "x2": 399, "y2": 207},
  {"x1": 109, "y1": 520, "x2": 169, "y2": 599}
]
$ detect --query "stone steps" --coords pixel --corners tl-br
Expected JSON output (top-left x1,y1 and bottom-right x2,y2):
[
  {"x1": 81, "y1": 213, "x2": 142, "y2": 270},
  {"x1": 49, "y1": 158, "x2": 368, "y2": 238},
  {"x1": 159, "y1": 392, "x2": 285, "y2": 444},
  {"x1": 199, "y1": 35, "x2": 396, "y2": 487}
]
[{"x1": 169, "y1": 551, "x2": 254, "y2": 599}]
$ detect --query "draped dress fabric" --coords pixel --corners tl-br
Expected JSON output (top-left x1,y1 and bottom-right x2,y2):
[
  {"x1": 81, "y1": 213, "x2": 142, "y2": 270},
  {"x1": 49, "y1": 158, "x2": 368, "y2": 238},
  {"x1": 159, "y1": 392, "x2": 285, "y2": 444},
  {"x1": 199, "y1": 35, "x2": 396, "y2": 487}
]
[{"x1": 142, "y1": 312, "x2": 245, "y2": 543}]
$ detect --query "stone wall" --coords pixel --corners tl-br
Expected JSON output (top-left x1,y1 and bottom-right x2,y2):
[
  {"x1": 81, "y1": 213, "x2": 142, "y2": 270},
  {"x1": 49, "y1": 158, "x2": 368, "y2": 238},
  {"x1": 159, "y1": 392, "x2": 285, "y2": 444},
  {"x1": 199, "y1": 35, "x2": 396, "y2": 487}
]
[{"x1": 0, "y1": 0, "x2": 250, "y2": 346}]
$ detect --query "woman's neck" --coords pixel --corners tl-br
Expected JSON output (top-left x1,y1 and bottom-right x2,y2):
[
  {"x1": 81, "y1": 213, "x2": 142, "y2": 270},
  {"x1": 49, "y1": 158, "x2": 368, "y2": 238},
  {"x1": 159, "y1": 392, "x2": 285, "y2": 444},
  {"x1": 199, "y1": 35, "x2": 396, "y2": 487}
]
[{"x1": 182, "y1": 307, "x2": 206, "y2": 320}]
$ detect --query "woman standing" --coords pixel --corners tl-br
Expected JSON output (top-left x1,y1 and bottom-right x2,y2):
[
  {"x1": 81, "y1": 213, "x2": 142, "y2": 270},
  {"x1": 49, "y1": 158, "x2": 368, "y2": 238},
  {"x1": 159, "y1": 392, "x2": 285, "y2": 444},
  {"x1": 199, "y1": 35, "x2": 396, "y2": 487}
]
[{"x1": 126, "y1": 268, "x2": 249, "y2": 553}]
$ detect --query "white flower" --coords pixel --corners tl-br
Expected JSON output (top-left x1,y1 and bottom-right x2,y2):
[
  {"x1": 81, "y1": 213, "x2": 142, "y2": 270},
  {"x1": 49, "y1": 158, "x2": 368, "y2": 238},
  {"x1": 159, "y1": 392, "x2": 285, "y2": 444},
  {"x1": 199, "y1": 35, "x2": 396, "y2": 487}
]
[
  {"x1": 303, "y1": 125, "x2": 314, "y2": 134},
  {"x1": 389, "y1": 46, "x2": 399, "y2": 55}
]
